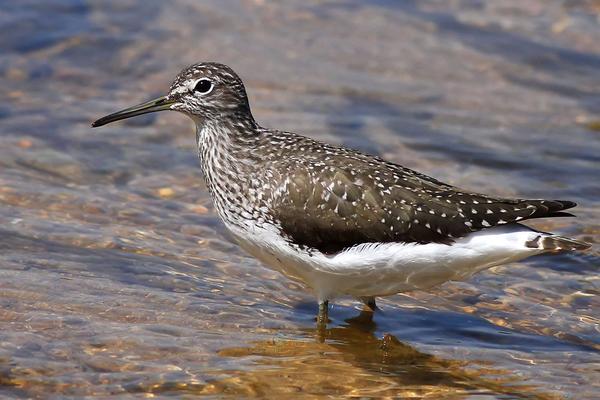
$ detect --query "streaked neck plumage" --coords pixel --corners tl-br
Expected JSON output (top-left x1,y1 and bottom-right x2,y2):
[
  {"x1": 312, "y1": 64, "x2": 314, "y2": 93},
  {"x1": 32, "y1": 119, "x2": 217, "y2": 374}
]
[{"x1": 194, "y1": 112, "x2": 270, "y2": 229}]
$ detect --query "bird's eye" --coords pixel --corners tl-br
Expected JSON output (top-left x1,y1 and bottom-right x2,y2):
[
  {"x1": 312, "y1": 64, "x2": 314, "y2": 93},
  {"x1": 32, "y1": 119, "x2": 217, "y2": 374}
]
[{"x1": 193, "y1": 79, "x2": 213, "y2": 95}]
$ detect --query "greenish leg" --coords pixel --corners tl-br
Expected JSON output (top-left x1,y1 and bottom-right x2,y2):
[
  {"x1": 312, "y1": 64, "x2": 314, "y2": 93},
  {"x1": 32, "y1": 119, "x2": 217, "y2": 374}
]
[{"x1": 317, "y1": 300, "x2": 329, "y2": 326}]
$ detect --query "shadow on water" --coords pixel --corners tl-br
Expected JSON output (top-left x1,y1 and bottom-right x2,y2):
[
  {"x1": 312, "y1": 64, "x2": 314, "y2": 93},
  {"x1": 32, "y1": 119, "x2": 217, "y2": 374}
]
[
  {"x1": 203, "y1": 310, "x2": 565, "y2": 399},
  {"x1": 316, "y1": 302, "x2": 599, "y2": 353}
]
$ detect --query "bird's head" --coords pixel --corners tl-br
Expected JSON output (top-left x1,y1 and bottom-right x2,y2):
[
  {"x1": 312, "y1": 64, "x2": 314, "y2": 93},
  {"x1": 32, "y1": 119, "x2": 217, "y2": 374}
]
[{"x1": 92, "y1": 62, "x2": 251, "y2": 127}]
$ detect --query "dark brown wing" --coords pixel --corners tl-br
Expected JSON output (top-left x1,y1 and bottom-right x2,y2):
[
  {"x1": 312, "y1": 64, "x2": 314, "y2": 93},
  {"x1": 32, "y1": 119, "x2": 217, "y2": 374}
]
[{"x1": 268, "y1": 156, "x2": 575, "y2": 255}]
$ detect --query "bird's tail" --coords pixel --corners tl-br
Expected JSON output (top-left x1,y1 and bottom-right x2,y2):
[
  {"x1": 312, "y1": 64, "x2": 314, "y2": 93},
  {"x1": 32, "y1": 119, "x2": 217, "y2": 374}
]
[{"x1": 526, "y1": 233, "x2": 591, "y2": 252}]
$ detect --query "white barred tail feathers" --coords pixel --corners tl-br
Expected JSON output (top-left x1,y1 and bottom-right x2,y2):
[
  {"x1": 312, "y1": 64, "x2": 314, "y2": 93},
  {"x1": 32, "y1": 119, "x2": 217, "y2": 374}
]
[{"x1": 526, "y1": 233, "x2": 591, "y2": 252}]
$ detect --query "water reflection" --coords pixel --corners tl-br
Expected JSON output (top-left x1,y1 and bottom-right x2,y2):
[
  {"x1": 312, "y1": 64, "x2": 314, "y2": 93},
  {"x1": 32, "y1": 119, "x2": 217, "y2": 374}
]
[{"x1": 210, "y1": 312, "x2": 560, "y2": 399}]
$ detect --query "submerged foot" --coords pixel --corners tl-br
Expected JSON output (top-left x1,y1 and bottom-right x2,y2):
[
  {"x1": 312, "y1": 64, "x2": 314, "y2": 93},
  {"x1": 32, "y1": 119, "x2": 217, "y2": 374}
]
[{"x1": 360, "y1": 296, "x2": 379, "y2": 312}]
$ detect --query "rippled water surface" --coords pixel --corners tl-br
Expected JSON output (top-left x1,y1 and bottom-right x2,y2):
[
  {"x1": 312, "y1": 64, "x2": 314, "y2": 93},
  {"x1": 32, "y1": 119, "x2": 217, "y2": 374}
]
[{"x1": 1, "y1": 1, "x2": 599, "y2": 398}]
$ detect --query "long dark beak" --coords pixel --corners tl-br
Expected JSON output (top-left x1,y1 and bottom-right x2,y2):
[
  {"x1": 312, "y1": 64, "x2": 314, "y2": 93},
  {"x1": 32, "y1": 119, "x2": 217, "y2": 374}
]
[{"x1": 91, "y1": 95, "x2": 175, "y2": 127}]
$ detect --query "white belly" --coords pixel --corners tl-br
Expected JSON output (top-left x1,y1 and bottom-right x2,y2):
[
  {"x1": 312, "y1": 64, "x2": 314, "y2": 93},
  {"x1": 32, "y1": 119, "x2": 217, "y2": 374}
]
[{"x1": 227, "y1": 223, "x2": 546, "y2": 302}]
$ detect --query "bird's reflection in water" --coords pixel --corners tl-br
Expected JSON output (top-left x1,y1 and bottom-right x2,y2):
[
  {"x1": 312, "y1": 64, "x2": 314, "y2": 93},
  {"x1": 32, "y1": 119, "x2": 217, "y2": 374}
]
[{"x1": 208, "y1": 309, "x2": 559, "y2": 399}]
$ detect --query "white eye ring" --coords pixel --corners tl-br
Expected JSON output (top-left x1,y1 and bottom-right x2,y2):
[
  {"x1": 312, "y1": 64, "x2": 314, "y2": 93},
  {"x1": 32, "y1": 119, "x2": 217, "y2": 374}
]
[{"x1": 192, "y1": 78, "x2": 214, "y2": 95}]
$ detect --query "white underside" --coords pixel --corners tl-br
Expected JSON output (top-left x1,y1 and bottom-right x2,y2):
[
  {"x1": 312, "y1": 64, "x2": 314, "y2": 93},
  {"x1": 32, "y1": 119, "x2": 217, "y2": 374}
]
[{"x1": 227, "y1": 223, "x2": 548, "y2": 302}]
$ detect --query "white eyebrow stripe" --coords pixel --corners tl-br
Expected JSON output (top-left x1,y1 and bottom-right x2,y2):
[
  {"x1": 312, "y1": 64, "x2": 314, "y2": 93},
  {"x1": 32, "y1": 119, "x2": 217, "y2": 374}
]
[{"x1": 171, "y1": 84, "x2": 189, "y2": 95}]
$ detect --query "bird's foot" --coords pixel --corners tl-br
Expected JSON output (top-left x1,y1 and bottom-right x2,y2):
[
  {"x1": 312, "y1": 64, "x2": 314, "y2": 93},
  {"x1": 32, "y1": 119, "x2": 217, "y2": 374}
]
[{"x1": 360, "y1": 296, "x2": 379, "y2": 313}]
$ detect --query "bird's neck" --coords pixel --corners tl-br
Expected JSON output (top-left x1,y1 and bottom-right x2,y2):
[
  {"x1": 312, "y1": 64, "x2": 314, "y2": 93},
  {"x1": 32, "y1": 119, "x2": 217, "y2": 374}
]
[
  {"x1": 195, "y1": 114, "x2": 261, "y2": 165},
  {"x1": 194, "y1": 115, "x2": 265, "y2": 221}
]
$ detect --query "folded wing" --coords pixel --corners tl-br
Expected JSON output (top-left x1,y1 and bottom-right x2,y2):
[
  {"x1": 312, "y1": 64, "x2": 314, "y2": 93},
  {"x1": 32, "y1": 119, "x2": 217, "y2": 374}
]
[{"x1": 268, "y1": 157, "x2": 575, "y2": 255}]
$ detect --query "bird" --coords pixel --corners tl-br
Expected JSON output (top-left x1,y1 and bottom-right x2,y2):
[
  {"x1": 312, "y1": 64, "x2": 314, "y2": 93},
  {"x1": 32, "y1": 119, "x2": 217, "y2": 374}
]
[{"x1": 93, "y1": 62, "x2": 590, "y2": 325}]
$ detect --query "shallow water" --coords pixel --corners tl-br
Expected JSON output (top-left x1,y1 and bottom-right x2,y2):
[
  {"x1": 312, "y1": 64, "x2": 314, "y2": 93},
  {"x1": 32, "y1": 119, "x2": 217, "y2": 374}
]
[{"x1": 1, "y1": 1, "x2": 599, "y2": 398}]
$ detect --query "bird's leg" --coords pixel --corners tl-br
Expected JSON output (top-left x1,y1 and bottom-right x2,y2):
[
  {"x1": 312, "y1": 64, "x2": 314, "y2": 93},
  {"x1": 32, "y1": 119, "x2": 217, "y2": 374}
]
[
  {"x1": 317, "y1": 300, "x2": 329, "y2": 326},
  {"x1": 360, "y1": 296, "x2": 378, "y2": 312},
  {"x1": 314, "y1": 300, "x2": 330, "y2": 342}
]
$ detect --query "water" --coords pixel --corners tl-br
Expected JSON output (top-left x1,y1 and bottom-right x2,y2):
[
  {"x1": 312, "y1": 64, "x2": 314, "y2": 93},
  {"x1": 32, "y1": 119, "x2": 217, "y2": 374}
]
[{"x1": 1, "y1": 1, "x2": 599, "y2": 398}]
